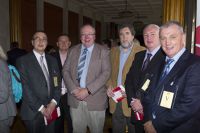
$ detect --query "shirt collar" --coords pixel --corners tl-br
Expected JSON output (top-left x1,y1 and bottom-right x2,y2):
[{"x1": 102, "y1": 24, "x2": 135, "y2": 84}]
[
  {"x1": 146, "y1": 46, "x2": 160, "y2": 57},
  {"x1": 81, "y1": 44, "x2": 94, "y2": 53},
  {"x1": 33, "y1": 50, "x2": 45, "y2": 59},
  {"x1": 166, "y1": 47, "x2": 186, "y2": 62}
]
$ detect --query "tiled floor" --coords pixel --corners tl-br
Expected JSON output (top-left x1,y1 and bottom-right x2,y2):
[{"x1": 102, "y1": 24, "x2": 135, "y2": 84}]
[{"x1": 11, "y1": 112, "x2": 112, "y2": 133}]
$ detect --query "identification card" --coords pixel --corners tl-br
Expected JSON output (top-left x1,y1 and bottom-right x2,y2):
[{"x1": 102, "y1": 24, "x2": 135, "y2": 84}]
[
  {"x1": 141, "y1": 79, "x2": 150, "y2": 91},
  {"x1": 53, "y1": 76, "x2": 58, "y2": 87},
  {"x1": 160, "y1": 91, "x2": 174, "y2": 109}
]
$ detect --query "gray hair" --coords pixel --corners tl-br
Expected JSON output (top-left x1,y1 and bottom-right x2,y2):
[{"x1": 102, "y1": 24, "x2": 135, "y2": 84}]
[
  {"x1": 0, "y1": 45, "x2": 7, "y2": 61},
  {"x1": 143, "y1": 24, "x2": 160, "y2": 34},
  {"x1": 160, "y1": 21, "x2": 184, "y2": 33}
]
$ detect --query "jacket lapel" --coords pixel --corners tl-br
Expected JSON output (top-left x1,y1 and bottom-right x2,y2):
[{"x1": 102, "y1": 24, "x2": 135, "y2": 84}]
[
  {"x1": 86, "y1": 44, "x2": 101, "y2": 83},
  {"x1": 156, "y1": 51, "x2": 190, "y2": 90}
]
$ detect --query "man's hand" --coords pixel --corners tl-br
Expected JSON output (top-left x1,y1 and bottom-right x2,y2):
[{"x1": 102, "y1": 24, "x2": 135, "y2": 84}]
[
  {"x1": 130, "y1": 98, "x2": 143, "y2": 114},
  {"x1": 120, "y1": 90, "x2": 127, "y2": 98},
  {"x1": 144, "y1": 121, "x2": 157, "y2": 133},
  {"x1": 46, "y1": 102, "x2": 56, "y2": 118},
  {"x1": 107, "y1": 86, "x2": 114, "y2": 97},
  {"x1": 41, "y1": 107, "x2": 51, "y2": 119},
  {"x1": 73, "y1": 87, "x2": 89, "y2": 100}
]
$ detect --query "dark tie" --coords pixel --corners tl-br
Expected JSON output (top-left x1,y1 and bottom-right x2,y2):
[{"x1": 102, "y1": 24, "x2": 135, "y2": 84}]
[
  {"x1": 77, "y1": 48, "x2": 88, "y2": 81},
  {"x1": 141, "y1": 53, "x2": 152, "y2": 71},
  {"x1": 160, "y1": 58, "x2": 174, "y2": 81},
  {"x1": 40, "y1": 56, "x2": 50, "y2": 96},
  {"x1": 152, "y1": 58, "x2": 174, "y2": 119}
]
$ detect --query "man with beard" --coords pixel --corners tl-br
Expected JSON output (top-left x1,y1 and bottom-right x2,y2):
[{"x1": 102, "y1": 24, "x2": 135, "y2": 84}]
[{"x1": 107, "y1": 24, "x2": 145, "y2": 133}]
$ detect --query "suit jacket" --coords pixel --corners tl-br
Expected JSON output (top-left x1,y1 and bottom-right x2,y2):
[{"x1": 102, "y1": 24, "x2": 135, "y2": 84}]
[
  {"x1": 125, "y1": 48, "x2": 165, "y2": 105},
  {"x1": 0, "y1": 59, "x2": 17, "y2": 121},
  {"x1": 51, "y1": 51, "x2": 63, "y2": 75},
  {"x1": 62, "y1": 43, "x2": 111, "y2": 111},
  {"x1": 107, "y1": 41, "x2": 145, "y2": 117},
  {"x1": 143, "y1": 50, "x2": 200, "y2": 133},
  {"x1": 16, "y1": 52, "x2": 61, "y2": 120}
]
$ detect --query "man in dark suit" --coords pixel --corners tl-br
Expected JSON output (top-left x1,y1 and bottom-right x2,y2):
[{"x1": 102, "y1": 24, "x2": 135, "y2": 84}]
[
  {"x1": 16, "y1": 31, "x2": 61, "y2": 133},
  {"x1": 125, "y1": 24, "x2": 165, "y2": 133},
  {"x1": 63, "y1": 24, "x2": 111, "y2": 133},
  {"x1": 51, "y1": 34, "x2": 73, "y2": 133},
  {"x1": 132, "y1": 21, "x2": 200, "y2": 133}
]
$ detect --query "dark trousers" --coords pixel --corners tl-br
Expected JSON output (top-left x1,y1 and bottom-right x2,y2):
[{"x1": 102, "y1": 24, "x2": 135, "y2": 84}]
[
  {"x1": 55, "y1": 93, "x2": 73, "y2": 133},
  {"x1": 112, "y1": 102, "x2": 135, "y2": 133},
  {"x1": 24, "y1": 113, "x2": 55, "y2": 133}
]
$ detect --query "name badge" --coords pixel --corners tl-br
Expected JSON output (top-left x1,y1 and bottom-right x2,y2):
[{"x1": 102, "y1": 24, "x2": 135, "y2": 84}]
[
  {"x1": 141, "y1": 79, "x2": 150, "y2": 91},
  {"x1": 160, "y1": 91, "x2": 174, "y2": 109},
  {"x1": 53, "y1": 76, "x2": 58, "y2": 87}
]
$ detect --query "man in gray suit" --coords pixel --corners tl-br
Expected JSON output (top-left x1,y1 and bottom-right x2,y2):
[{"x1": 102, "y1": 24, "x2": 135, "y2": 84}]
[
  {"x1": 63, "y1": 24, "x2": 111, "y2": 133},
  {"x1": 17, "y1": 31, "x2": 61, "y2": 133},
  {"x1": 0, "y1": 51, "x2": 17, "y2": 133}
]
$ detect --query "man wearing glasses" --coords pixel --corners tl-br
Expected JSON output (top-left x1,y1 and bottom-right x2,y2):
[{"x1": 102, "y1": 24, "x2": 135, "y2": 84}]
[
  {"x1": 63, "y1": 24, "x2": 111, "y2": 133},
  {"x1": 17, "y1": 31, "x2": 61, "y2": 133}
]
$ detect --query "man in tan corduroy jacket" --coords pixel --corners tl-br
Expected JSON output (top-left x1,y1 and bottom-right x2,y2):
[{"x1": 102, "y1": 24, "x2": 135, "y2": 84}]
[{"x1": 107, "y1": 24, "x2": 145, "y2": 133}]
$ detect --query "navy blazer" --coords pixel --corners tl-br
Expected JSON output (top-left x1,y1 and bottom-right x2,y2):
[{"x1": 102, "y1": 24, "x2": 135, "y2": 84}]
[
  {"x1": 16, "y1": 52, "x2": 61, "y2": 120},
  {"x1": 125, "y1": 48, "x2": 165, "y2": 105},
  {"x1": 143, "y1": 50, "x2": 200, "y2": 133}
]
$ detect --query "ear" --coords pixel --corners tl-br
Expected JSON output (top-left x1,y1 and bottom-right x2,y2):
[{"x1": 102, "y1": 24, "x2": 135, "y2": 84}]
[
  {"x1": 31, "y1": 40, "x2": 34, "y2": 46},
  {"x1": 182, "y1": 33, "x2": 186, "y2": 47},
  {"x1": 69, "y1": 41, "x2": 71, "y2": 46}
]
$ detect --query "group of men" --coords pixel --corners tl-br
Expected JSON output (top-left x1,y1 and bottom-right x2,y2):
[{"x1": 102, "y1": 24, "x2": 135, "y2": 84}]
[
  {"x1": 2, "y1": 20, "x2": 200, "y2": 133},
  {"x1": 107, "y1": 21, "x2": 200, "y2": 133}
]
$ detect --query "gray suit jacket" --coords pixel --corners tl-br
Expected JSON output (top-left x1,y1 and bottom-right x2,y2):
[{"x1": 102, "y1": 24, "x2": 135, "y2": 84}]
[
  {"x1": 16, "y1": 52, "x2": 61, "y2": 120},
  {"x1": 0, "y1": 59, "x2": 16, "y2": 120},
  {"x1": 63, "y1": 44, "x2": 111, "y2": 111}
]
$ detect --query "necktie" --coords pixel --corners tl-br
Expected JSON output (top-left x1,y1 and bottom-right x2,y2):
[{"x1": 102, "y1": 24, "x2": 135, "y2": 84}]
[
  {"x1": 40, "y1": 56, "x2": 50, "y2": 96},
  {"x1": 152, "y1": 58, "x2": 174, "y2": 119},
  {"x1": 141, "y1": 53, "x2": 152, "y2": 71},
  {"x1": 160, "y1": 58, "x2": 174, "y2": 81},
  {"x1": 77, "y1": 48, "x2": 88, "y2": 82}
]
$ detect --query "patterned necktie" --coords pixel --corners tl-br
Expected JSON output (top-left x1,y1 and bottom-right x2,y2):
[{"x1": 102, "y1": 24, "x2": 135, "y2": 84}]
[
  {"x1": 141, "y1": 53, "x2": 152, "y2": 71},
  {"x1": 160, "y1": 58, "x2": 174, "y2": 81},
  {"x1": 40, "y1": 55, "x2": 50, "y2": 96},
  {"x1": 152, "y1": 58, "x2": 174, "y2": 119},
  {"x1": 77, "y1": 48, "x2": 88, "y2": 81}
]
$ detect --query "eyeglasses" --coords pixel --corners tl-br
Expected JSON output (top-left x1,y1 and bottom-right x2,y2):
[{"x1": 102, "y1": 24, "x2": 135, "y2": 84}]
[
  {"x1": 81, "y1": 34, "x2": 95, "y2": 37},
  {"x1": 33, "y1": 37, "x2": 47, "y2": 42}
]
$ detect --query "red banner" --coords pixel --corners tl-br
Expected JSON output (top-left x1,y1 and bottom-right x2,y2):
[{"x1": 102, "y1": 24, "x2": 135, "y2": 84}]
[{"x1": 195, "y1": 0, "x2": 200, "y2": 56}]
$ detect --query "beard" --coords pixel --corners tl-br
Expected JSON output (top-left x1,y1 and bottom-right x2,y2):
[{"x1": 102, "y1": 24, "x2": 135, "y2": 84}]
[{"x1": 121, "y1": 41, "x2": 133, "y2": 49}]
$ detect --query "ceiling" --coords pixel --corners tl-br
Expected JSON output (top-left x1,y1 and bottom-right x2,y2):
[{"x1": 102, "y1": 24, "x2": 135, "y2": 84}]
[{"x1": 75, "y1": 0, "x2": 163, "y2": 25}]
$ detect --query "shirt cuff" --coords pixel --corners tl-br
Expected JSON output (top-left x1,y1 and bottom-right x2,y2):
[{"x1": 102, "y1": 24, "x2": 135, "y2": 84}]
[
  {"x1": 51, "y1": 99, "x2": 57, "y2": 105},
  {"x1": 38, "y1": 105, "x2": 44, "y2": 112}
]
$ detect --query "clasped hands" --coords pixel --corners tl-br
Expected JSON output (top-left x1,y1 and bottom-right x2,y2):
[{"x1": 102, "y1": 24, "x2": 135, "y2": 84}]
[
  {"x1": 72, "y1": 87, "x2": 90, "y2": 100},
  {"x1": 41, "y1": 102, "x2": 56, "y2": 119}
]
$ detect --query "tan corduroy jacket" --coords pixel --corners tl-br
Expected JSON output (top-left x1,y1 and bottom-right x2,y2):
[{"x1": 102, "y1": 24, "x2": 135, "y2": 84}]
[{"x1": 107, "y1": 40, "x2": 145, "y2": 117}]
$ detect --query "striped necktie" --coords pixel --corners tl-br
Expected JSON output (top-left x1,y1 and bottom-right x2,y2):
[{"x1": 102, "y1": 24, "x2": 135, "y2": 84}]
[
  {"x1": 77, "y1": 48, "x2": 88, "y2": 82},
  {"x1": 160, "y1": 58, "x2": 174, "y2": 81},
  {"x1": 141, "y1": 53, "x2": 152, "y2": 71},
  {"x1": 40, "y1": 55, "x2": 50, "y2": 97}
]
